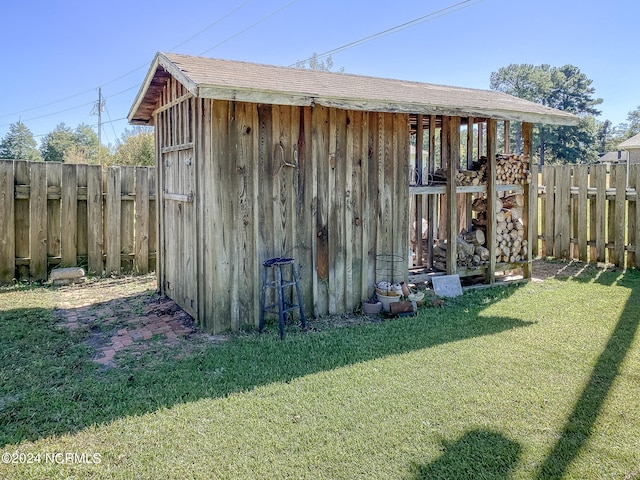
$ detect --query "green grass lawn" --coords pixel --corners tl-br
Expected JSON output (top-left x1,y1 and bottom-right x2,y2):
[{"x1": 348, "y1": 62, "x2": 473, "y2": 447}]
[{"x1": 1, "y1": 264, "x2": 639, "y2": 479}]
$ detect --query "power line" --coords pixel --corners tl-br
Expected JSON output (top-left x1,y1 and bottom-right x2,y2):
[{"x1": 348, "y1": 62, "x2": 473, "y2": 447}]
[
  {"x1": 0, "y1": 1, "x2": 257, "y2": 122},
  {"x1": 291, "y1": 0, "x2": 481, "y2": 67},
  {"x1": 199, "y1": 0, "x2": 300, "y2": 55}
]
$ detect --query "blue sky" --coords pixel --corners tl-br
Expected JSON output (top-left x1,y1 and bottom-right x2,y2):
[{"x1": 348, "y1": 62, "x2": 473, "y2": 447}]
[{"x1": 1, "y1": 0, "x2": 638, "y2": 147}]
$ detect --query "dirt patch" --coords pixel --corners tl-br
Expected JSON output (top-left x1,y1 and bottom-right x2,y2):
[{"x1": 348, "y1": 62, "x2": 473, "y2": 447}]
[
  {"x1": 53, "y1": 260, "x2": 614, "y2": 369},
  {"x1": 53, "y1": 274, "x2": 228, "y2": 368}
]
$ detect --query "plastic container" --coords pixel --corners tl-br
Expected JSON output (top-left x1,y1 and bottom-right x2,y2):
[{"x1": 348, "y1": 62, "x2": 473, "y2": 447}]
[{"x1": 376, "y1": 292, "x2": 401, "y2": 312}]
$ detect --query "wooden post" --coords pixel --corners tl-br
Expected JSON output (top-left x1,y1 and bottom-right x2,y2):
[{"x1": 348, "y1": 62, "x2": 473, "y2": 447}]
[
  {"x1": 444, "y1": 116, "x2": 460, "y2": 275},
  {"x1": 466, "y1": 117, "x2": 474, "y2": 231},
  {"x1": 415, "y1": 114, "x2": 424, "y2": 267},
  {"x1": 427, "y1": 115, "x2": 437, "y2": 268},
  {"x1": 542, "y1": 165, "x2": 555, "y2": 257},
  {"x1": 503, "y1": 120, "x2": 511, "y2": 154},
  {"x1": 485, "y1": 119, "x2": 497, "y2": 283},
  {"x1": 522, "y1": 122, "x2": 533, "y2": 278}
]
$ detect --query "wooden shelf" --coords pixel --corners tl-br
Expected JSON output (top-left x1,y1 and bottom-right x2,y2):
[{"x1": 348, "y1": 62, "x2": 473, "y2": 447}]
[{"x1": 410, "y1": 183, "x2": 525, "y2": 195}]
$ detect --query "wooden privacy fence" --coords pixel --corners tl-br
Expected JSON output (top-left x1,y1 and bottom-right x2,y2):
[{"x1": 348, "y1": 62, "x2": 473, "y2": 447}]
[
  {"x1": 536, "y1": 163, "x2": 640, "y2": 269},
  {"x1": 0, "y1": 160, "x2": 156, "y2": 284}
]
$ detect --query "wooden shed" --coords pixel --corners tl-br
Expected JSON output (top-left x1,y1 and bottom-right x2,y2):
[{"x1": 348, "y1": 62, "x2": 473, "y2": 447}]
[{"x1": 128, "y1": 52, "x2": 578, "y2": 333}]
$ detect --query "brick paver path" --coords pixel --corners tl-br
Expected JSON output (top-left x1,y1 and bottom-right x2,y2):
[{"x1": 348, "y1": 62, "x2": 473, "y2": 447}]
[{"x1": 53, "y1": 275, "x2": 206, "y2": 368}]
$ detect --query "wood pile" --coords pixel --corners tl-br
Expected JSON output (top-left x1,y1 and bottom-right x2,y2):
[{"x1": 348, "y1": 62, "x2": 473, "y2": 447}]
[
  {"x1": 430, "y1": 228, "x2": 490, "y2": 271},
  {"x1": 495, "y1": 192, "x2": 527, "y2": 263},
  {"x1": 496, "y1": 154, "x2": 531, "y2": 185},
  {"x1": 470, "y1": 192, "x2": 528, "y2": 263}
]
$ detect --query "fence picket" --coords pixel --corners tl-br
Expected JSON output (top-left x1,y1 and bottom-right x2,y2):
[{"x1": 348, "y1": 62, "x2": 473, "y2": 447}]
[
  {"x1": 0, "y1": 161, "x2": 15, "y2": 283},
  {"x1": 29, "y1": 162, "x2": 47, "y2": 281}
]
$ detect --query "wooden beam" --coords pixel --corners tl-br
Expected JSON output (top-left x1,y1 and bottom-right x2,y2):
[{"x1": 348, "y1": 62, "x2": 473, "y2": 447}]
[
  {"x1": 444, "y1": 116, "x2": 460, "y2": 275},
  {"x1": 415, "y1": 114, "x2": 424, "y2": 267},
  {"x1": 522, "y1": 122, "x2": 533, "y2": 278},
  {"x1": 485, "y1": 119, "x2": 497, "y2": 284}
]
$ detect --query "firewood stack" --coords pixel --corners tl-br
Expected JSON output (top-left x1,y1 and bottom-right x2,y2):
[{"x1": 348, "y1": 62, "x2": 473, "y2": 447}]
[
  {"x1": 495, "y1": 193, "x2": 527, "y2": 263},
  {"x1": 430, "y1": 228, "x2": 490, "y2": 271},
  {"x1": 454, "y1": 163, "x2": 487, "y2": 186},
  {"x1": 470, "y1": 193, "x2": 528, "y2": 264},
  {"x1": 496, "y1": 154, "x2": 531, "y2": 185}
]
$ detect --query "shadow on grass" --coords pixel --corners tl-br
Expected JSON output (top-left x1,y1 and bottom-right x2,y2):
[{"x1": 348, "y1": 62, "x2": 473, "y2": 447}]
[
  {"x1": 0, "y1": 284, "x2": 531, "y2": 447},
  {"x1": 535, "y1": 268, "x2": 640, "y2": 479},
  {"x1": 411, "y1": 429, "x2": 521, "y2": 479}
]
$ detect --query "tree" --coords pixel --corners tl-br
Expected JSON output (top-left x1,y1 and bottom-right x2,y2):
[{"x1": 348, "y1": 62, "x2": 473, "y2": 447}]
[
  {"x1": 0, "y1": 121, "x2": 42, "y2": 161},
  {"x1": 490, "y1": 64, "x2": 602, "y2": 164},
  {"x1": 294, "y1": 53, "x2": 344, "y2": 72},
  {"x1": 110, "y1": 127, "x2": 154, "y2": 166},
  {"x1": 40, "y1": 123, "x2": 101, "y2": 163},
  {"x1": 626, "y1": 105, "x2": 640, "y2": 137}
]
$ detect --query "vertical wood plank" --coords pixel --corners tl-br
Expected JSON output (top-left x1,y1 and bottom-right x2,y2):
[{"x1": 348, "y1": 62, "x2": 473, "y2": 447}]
[
  {"x1": 554, "y1": 165, "x2": 571, "y2": 259},
  {"x1": 414, "y1": 115, "x2": 424, "y2": 267},
  {"x1": 330, "y1": 108, "x2": 347, "y2": 313},
  {"x1": 234, "y1": 102, "x2": 257, "y2": 325},
  {"x1": 155, "y1": 111, "x2": 165, "y2": 294},
  {"x1": 575, "y1": 165, "x2": 589, "y2": 261},
  {"x1": 397, "y1": 113, "x2": 410, "y2": 281},
  {"x1": 106, "y1": 167, "x2": 121, "y2": 274},
  {"x1": 503, "y1": 120, "x2": 511, "y2": 154},
  {"x1": 444, "y1": 116, "x2": 459, "y2": 275},
  {"x1": 61, "y1": 163, "x2": 77, "y2": 267},
  {"x1": 148, "y1": 163, "x2": 157, "y2": 273},
  {"x1": 522, "y1": 122, "x2": 533, "y2": 278},
  {"x1": 14, "y1": 161, "x2": 30, "y2": 280},
  {"x1": 47, "y1": 162, "x2": 62, "y2": 266},
  {"x1": 614, "y1": 163, "x2": 626, "y2": 268},
  {"x1": 426, "y1": 115, "x2": 437, "y2": 268},
  {"x1": 0, "y1": 161, "x2": 15, "y2": 284},
  {"x1": 628, "y1": 164, "x2": 638, "y2": 268},
  {"x1": 135, "y1": 167, "x2": 150, "y2": 274},
  {"x1": 29, "y1": 162, "x2": 48, "y2": 281},
  {"x1": 634, "y1": 165, "x2": 640, "y2": 269},
  {"x1": 607, "y1": 166, "x2": 616, "y2": 264},
  {"x1": 87, "y1": 165, "x2": 103, "y2": 275},
  {"x1": 593, "y1": 163, "x2": 607, "y2": 262},
  {"x1": 485, "y1": 119, "x2": 497, "y2": 283},
  {"x1": 120, "y1": 166, "x2": 135, "y2": 272},
  {"x1": 315, "y1": 105, "x2": 331, "y2": 315},
  {"x1": 530, "y1": 164, "x2": 539, "y2": 257},
  {"x1": 359, "y1": 111, "x2": 372, "y2": 301},
  {"x1": 542, "y1": 165, "x2": 555, "y2": 257},
  {"x1": 75, "y1": 164, "x2": 88, "y2": 267},
  {"x1": 344, "y1": 109, "x2": 355, "y2": 309}
]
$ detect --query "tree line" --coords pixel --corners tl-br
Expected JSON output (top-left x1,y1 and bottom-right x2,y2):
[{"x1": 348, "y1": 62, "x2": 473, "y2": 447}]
[
  {"x1": 1, "y1": 61, "x2": 637, "y2": 166},
  {"x1": 0, "y1": 122, "x2": 154, "y2": 166},
  {"x1": 490, "y1": 63, "x2": 639, "y2": 164}
]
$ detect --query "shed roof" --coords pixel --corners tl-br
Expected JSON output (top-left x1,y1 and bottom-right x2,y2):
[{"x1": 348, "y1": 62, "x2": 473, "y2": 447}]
[
  {"x1": 618, "y1": 132, "x2": 640, "y2": 150},
  {"x1": 128, "y1": 52, "x2": 579, "y2": 127}
]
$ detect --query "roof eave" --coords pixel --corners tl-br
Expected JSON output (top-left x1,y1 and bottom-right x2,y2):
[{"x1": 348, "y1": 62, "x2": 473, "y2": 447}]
[
  {"x1": 197, "y1": 85, "x2": 580, "y2": 126},
  {"x1": 128, "y1": 52, "x2": 199, "y2": 125}
]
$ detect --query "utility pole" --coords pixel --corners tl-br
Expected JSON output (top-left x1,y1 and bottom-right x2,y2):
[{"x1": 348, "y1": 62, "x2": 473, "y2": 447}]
[{"x1": 91, "y1": 87, "x2": 105, "y2": 166}]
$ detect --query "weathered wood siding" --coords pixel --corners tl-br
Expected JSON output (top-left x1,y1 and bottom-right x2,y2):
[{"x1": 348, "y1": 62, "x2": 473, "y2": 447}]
[{"x1": 182, "y1": 99, "x2": 409, "y2": 333}]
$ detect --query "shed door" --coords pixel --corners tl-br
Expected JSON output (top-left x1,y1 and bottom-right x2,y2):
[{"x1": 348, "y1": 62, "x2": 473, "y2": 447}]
[{"x1": 161, "y1": 148, "x2": 197, "y2": 317}]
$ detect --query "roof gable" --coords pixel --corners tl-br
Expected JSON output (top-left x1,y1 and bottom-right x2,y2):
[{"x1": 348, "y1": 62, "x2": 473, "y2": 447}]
[
  {"x1": 618, "y1": 132, "x2": 640, "y2": 150},
  {"x1": 128, "y1": 52, "x2": 580, "y2": 127}
]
